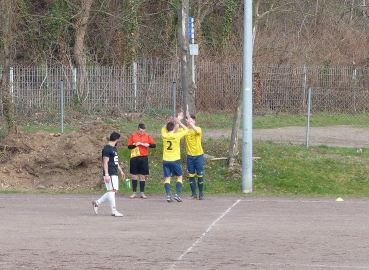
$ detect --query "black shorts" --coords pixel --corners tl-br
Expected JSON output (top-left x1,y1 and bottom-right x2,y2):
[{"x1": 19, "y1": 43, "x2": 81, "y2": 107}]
[{"x1": 130, "y1": 156, "x2": 149, "y2": 175}]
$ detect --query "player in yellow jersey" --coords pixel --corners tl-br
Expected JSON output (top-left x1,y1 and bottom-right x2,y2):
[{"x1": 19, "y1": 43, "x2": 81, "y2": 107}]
[
  {"x1": 162, "y1": 115, "x2": 188, "y2": 202},
  {"x1": 177, "y1": 113, "x2": 205, "y2": 200},
  {"x1": 185, "y1": 114, "x2": 205, "y2": 199}
]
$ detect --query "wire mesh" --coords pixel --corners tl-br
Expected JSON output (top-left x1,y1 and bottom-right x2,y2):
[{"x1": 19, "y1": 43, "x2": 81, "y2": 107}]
[{"x1": 3, "y1": 62, "x2": 369, "y2": 116}]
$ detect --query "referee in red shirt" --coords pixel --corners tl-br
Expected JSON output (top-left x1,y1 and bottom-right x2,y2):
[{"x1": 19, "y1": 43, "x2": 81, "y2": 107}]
[{"x1": 127, "y1": 123, "x2": 156, "y2": 198}]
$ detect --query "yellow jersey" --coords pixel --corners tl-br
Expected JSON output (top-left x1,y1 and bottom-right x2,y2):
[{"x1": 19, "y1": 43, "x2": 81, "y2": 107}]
[
  {"x1": 179, "y1": 127, "x2": 204, "y2": 156},
  {"x1": 161, "y1": 127, "x2": 188, "y2": 161}
]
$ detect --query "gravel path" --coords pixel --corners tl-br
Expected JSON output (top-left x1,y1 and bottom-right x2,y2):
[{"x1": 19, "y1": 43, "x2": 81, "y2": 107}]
[{"x1": 203, "y1": 126, "x2": 369, "y2": 147}]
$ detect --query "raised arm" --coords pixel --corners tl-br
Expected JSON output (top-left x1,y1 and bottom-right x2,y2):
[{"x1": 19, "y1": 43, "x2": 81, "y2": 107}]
[
  {"x1": 186, "y1": 114, "x2": 198, "y2": 133},
  {"x1": 175, "y1": 115, "x2": 188, "y2": 130},
  {"x1": 163, "y1": 116, "x2": 174, "y2": 129},
  {"x1": 174, "y1": 111, "x2": 184, "y2": 132}
]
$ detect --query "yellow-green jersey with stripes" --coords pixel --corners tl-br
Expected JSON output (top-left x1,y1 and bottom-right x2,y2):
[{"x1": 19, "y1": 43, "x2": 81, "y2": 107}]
[
  {"x1": 161, "y1": 127, "x2": 189, "y2": 161},
  {"x1": 179, "y1": 127, "x2": 204, "y2": 156}
]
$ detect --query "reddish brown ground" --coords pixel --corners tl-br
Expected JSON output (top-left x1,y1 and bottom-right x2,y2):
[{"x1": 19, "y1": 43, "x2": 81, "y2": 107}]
[{"x1": 0, "y1": 123, "x2": 125, "y2": 191}]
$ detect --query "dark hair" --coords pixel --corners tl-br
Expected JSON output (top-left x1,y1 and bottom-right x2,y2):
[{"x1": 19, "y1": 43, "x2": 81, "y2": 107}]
[
  {"x1": 138, "y1": 123, "x2": 146, "y2": 129},
  {"x1": 109, "y1": 132, "x2": 121, "y2": 141},
  {"x1": 166, "y1": 122, "x2": 175, "y2": 131},
  {"x1": 187, "y1": 114, "x2": 196, "y2": 120}
]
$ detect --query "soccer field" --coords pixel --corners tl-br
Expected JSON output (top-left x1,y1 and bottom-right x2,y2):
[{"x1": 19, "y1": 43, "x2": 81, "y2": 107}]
[{"x1": 0, "y1": 194, "x2": 368, "y2": 269}]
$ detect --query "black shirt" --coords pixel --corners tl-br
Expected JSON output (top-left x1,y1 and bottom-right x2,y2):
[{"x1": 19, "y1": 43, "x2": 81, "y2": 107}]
[{"x1": 102, "y1": 144, "x2": 119, "y2": 176}]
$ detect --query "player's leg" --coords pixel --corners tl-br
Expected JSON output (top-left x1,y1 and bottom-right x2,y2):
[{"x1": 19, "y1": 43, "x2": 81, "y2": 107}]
[
  {"x1": 108, "y1": 190, "x2": 116, "y2": 213},
  {"x1": 129, "y1": 157, "x2": 139, "y2": 198},
  {"x1": 173, "y1": 160, "x2": 183, "y2": 202},
  {"x1": 94, "y1": 176, "x2": 123, "y2": 216},
  {"x1": 96, "y1": 192, "x2": 109, "y2": 205},
  {"x1": 92, "y1": 177, "x2": 109, "y2": 214},
  {"x1": 195, "y1": 155, "x2": 205, "y2": 199},
  {"x1": 174, "y1": 177, "x2": 183, "y2": 202},
  {"x1": 139, "y1": 174, "x2": 147, "y2": 198},
  {"x1": 96, "y1": 175, "x2": 114, "y2": 204},
  {"x1": 163, "y1": 161, "x2": 173, "y2": 202},
  {"x1": 109, "y1": 176, "x2": 123, "y2": 216},
  {"x1": 139, "y1": 156, "x2": 149, "y2": 198},
  {"x1": 187, "y1": 155, "x2": 197, "y2": 199}
]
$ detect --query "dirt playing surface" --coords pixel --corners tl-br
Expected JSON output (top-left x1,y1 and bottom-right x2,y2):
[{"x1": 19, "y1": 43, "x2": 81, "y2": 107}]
[
  {"x1": 1, "y1": 125, "x2": 368, "y2": 191},
  {"x1": 1, "y1": 194, "x2": 369, "y2": 269}
]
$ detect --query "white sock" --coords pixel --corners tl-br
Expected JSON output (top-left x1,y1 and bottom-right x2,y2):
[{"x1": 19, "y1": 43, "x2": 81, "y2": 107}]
[
  {"x1": 108, "y1": 192, "x2": 116, "y2": 213},
  {"x1": 97, "y1": 192, "x2": 110, "y2": 205}
]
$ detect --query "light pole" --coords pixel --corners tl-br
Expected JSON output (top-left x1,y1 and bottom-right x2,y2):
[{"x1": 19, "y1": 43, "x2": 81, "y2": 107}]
[{"x1": 242, "y1": 0, "x2": 253, "y2": 193}]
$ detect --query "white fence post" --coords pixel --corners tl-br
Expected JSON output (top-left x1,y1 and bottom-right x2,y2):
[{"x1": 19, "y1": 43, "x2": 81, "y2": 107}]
[
  {"x1": 72, "y1": 67, "x2": 77, "y2": 96},
  {"x1": 302, "y1": 66, "x2": 307, "y2": 109},
  {"x1": 10, "y1": 67, "x2": 13, "y2": 103},
  {"x1": 133, "y1": 62, "x2": 137, "y2": 112},
  {"x1": 306, "y1": 86, "x2": 312, "y2": 148},
  {"x1": 352, "y1": 67, "x2": 357, "y2": 113}
]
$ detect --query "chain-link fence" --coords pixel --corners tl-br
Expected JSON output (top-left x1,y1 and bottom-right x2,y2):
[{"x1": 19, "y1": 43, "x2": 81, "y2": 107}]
[{"x1": 2, "y1": 60, "x2": 369, "y2": 116}]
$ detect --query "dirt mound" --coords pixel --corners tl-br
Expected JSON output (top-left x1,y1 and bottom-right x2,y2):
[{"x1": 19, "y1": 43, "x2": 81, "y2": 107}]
[{"x1": 0, "y1": 123, "x2": 128, "y2": 191}]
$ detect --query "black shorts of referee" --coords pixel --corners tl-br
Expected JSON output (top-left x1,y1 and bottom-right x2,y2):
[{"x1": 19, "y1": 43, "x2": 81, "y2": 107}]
[{"x1": 130, "y1": 156, "x2": 149, "y2": 175}]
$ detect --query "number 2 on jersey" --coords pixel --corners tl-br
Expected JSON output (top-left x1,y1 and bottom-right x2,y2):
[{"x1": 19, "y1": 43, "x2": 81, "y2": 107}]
[{"x1": 166, "y1": 140, "x2": 173, "y2": 150}]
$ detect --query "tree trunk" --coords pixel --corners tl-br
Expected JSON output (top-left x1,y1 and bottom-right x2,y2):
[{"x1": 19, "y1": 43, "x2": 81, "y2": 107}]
[
  {"x1": 73, "y1": 0, "x2": 93, "y2": 67},
  {"x1": 179, "y1": 0, "x2": 196, "y2": 114},
  {"x1": 228, "y1": 84, "x2": 242, "y2": 169},
  {"x1": 124, "y1": 0, "x2": 139, "y2": 66},
  {"x1": 0, "y1": 0, "x2": 17, "y2": 133}
]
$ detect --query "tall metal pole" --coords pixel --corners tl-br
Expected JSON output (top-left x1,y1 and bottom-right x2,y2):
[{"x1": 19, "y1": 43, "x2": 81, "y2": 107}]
[
  {"x1": 306, "y1": 86, "x2": 312, "y2": 148},
  {"x1": 242, "y1": 0, "x2": 253, "y2": 193}
]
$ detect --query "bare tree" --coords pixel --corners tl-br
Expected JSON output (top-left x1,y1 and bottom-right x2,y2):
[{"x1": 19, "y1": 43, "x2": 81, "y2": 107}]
[
  {"x1": 179, "y1": 0, "x2": 231, "y2": 114},
  {"x1": 73, "y1": 0, "x2": 93, "y2": 67},
  {"x1": 192, "y1": 0, "x2": 228, "y2": 45},
  {"x1": 0, "y1": 0, "x2": 17, "y2": 133}
]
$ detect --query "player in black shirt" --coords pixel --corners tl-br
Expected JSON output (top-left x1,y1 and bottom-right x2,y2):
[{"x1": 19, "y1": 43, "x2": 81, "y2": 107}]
[{"x1": 92, "y1": 132, "x2": 125, "y2": 217}]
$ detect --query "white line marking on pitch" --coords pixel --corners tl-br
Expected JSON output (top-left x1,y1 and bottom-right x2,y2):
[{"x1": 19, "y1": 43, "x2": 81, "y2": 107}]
[{"x1": 169, "y1": 199, "x2": 241, "y2": 270}]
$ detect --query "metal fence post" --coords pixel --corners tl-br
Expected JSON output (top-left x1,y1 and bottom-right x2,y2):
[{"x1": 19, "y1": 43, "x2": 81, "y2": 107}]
[
  {"x1": 173, "y1": 82, "x2": 177, "y2": 117},
  {"x1": 352, "y1": 67, "x2": 357, "y2": 113},
  {"x1": 60, "y1": 80, "x2": 64, "y2": 134},
  {"x1": 302, "y1": 66, "x2": 307, "y2": 109},
  {"x1": 306, "y1": 86, "x2": 312, "y2": 148},
  {"x1": 133, "y1": 62, "x2": 137, "y2": 112},
  {"x1": 72, "y1": 67, "x2": 77, "y2": 96},
  {"x1": 10, "y1": 67, "x2": 14, "y2": 103}
]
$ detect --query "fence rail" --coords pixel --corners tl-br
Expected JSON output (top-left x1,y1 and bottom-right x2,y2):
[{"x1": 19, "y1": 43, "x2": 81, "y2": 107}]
[{"x1": 2, "y1": 61, "x2": 369, "y2": 115}]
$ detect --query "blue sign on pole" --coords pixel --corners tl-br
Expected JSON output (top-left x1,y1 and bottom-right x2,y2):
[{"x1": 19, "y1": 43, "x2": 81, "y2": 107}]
[{"x1": 188, "y1": 17, "x2": 194, "y2": 39}]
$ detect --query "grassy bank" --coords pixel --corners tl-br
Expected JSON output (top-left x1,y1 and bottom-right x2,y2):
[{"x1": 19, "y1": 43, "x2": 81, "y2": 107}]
[{"x1": 113, "y1": 139, "x2": 369, "y2": 198}]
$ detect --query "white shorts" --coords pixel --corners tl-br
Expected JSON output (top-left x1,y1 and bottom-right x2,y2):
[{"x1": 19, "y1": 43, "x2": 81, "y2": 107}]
[{"x1": 104, "y1": 175, "x2": 119, "y2": 191}]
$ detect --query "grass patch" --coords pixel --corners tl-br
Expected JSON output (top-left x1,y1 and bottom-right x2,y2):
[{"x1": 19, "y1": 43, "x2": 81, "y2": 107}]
[
  {"x1": 108, "y1": 139, "x2": 369, "y2": 198},
  {"x1": 252, "y1": 141, "x2": 369, "y2": 197}
]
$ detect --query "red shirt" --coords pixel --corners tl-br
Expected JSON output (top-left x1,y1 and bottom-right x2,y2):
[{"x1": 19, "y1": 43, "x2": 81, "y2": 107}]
[{"x1": 128, "y1": 132, "x2": 155, "y2": 158}]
